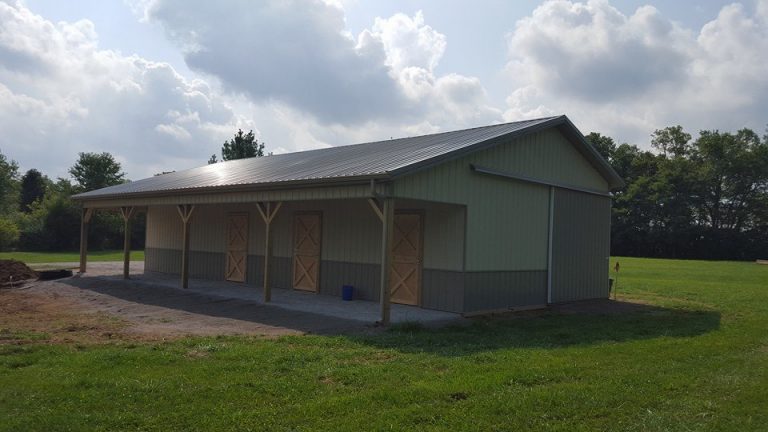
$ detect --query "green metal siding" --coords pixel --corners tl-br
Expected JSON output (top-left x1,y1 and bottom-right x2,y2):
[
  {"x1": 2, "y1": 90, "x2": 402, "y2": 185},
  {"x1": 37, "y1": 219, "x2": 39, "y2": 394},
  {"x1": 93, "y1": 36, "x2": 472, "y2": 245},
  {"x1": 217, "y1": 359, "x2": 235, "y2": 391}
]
[
  {"x1": 395, "y1": 159, "x2": 549, "y2": 272},
  {"x1": 320, "y1": 260, "x2": 380, "y2": 300},
  {"x1": 396, "y1": 199, "x2": 465, "y2": 271},
  {"x1": 144, "y1": 198, "x2": 467, "y2": 312},
  {"x1": 551, "y1": 188, "x2": 612, "y2": 302},
  {"x1": 393, "y1": 128, "x2": 609, "y2": 273},
  {"x1": 472, "y1": 128, "x2": 609, "y2": 191},
  {"x1": 422, "y1": 270, "x2": 464, "y2": 312},
  {"x1": 265, "y1": 200, "x2": 381, "y2": 263},
  {"x1": 146, "y1": 206, "x2": 183, "y2": 250},
  {"x1": 463, "y1": 271, "x2": 547, "y2": 312},
  {"x1": 145, "y1": 248, "x2": 223, "y2": 281},
  {"x1": 145, "y1": 247, "x2": 180, "y2": 274}
]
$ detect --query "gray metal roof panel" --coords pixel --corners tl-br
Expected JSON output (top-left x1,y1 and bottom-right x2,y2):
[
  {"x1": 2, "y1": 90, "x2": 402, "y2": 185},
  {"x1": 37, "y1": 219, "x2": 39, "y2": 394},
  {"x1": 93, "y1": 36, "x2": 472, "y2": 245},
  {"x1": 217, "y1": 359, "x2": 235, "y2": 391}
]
[{"x1": 73, "y1": 115, "x2": 620, "y2": 200}]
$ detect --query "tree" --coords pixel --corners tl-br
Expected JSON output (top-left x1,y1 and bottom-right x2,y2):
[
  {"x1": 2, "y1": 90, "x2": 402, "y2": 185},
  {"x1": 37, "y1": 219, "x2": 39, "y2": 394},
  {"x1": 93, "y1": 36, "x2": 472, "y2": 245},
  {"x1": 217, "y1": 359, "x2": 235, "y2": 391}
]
[
  {"x1": 0, "y1": 150, "x2": 19, "y2": 216},
  {"x1": 597, "y1": 124, "x2": 768, "y2": 260},
  {"x1": 208, "y1": 154, "x2": 218, "y2": 164},
  {"x1": 651, "y1": 125, "x2": 692, "y2": 158},
  {"x1": 0, "y1": 217, "x2": 19, "y2": 251},
  {"x1": 221, "y1": 129, "x2": 264, "y2": 161},
  {"x1": 19, "y1": 169, "x2": 46, "y2": 213},
  {"x1": 69, "y1": 152, "x2": 125, "y2": 192},
  {"x1": 585, "y1": 132, "x2": 617, "y2": 162},
  {"x1": 689, "y1": 128, "x2": 768, "y2": 232}
]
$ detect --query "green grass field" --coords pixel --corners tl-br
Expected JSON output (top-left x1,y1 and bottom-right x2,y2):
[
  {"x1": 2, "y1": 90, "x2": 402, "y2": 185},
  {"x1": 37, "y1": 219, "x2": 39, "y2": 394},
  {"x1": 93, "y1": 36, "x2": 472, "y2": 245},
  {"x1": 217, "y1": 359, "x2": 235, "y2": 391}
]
[
  {"x1": 1, "y1": 257, "x2": 766, "y2": 431},
  {"x1": 0, "y1": 250, "x2": 144, "y2": 264}
]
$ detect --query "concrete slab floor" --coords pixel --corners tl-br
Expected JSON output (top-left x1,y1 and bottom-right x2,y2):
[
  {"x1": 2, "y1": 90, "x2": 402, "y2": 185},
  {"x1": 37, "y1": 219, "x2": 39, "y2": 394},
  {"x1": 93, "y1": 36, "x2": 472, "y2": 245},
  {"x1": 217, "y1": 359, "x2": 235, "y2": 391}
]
[{"x1": 76, "y1": 262, "x2": 462, "y2": 325}]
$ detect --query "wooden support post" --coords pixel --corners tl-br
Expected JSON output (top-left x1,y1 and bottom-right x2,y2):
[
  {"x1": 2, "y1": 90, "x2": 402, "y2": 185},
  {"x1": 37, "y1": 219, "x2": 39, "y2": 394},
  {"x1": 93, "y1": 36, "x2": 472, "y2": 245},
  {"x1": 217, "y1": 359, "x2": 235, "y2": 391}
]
[
  {"x1": 79, "y1": 208, "x2": 94, "y2": 273},
  {"x1": 370, "y1": 197, "x2": 394, "y2": 325},
  {"x1": 256, "y1": 201, "x2": 282, "y2": 302},
  {"x1": 120, "y1": 206, "x2": 135, "y2": 279},
  {"x1": 177, "y1": 204, "x2": 195, "y2": 289}
]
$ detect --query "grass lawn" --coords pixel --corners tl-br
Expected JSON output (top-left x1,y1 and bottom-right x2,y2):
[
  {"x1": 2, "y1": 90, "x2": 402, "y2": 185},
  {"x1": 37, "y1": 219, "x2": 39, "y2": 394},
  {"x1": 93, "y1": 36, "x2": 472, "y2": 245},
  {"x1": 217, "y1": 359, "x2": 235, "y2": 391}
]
[
  {"x1": 0, "y1": 250, "x2": 144, "y2": 264},
  {"x1": 1, "y1": 257, "x2": 766, "y2": 431}
]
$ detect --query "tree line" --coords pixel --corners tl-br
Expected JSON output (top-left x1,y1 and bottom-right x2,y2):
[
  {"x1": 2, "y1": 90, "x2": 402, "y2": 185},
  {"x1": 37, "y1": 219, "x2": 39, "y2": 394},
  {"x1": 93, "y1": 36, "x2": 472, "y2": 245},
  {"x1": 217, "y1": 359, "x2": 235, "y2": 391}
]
[
  {"x1": 0, "y1": 151, "x2": 141, "y2": 252},
  {"x1": 0, "y1": 129, "x2": 263, "y2": 252},
  {"x1": 587, "y1": 125, "x2": 768, "y2": 261}
]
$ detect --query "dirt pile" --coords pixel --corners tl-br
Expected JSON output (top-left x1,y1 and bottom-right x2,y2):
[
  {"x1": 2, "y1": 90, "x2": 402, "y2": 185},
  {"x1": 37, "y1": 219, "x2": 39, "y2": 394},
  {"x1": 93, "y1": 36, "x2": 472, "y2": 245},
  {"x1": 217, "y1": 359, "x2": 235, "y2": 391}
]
[{"x1": 0, "y1": 260, "x2": 38, "y2": 285}]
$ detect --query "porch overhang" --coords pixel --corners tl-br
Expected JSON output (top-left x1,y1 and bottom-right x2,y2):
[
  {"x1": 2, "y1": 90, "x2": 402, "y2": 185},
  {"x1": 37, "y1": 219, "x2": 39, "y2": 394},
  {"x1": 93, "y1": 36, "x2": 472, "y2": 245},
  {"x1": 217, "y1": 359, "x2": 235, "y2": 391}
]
[{"x1": 72, "y1": 178, "x2": 392, "y2": 209}]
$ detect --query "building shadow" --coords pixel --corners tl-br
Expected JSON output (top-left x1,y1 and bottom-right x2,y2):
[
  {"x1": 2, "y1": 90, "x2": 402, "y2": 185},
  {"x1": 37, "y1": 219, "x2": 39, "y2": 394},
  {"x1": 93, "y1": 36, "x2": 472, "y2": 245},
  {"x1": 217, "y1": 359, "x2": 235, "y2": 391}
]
[
  {"x1": 57, "y1": 276, "x2": 720, "y2": 356},
  {"x1": 352, "y1": 301, "x2": 721, "y2": 356},
  {"x1": 58, "y1": 276, "x2": 377, "y2": 335}
]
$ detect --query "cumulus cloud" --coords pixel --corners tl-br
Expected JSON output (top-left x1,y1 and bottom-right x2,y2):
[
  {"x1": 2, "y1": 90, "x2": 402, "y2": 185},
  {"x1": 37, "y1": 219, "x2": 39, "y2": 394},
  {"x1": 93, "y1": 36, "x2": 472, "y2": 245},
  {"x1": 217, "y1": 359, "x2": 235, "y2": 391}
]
[
  {"x1": 504, "y1": 0, "x2": 768, "y2": 144},
  {"x1": 0, "y1": 1, "x2": 252, "y2": 178},
  {"x1": 140, "y1": 1, "x2": 501, "y2": 129},
  {"x1": 142, "y1": 0, "x2": 408, "y2": 125},
  {"x1": 359, "y1": 10, "x2": 501, "y2": 128}
]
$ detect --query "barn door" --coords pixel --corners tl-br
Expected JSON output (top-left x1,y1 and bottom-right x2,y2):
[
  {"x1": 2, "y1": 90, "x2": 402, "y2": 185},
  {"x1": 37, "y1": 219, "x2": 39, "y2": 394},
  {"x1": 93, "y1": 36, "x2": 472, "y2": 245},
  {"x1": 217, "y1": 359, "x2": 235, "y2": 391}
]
[
  {"x1": 389, "y1": 213, "x2": 422, "y2": 305},
  {"x1": 225, "y1": 213, "x2": 248, "y2": 282},
  {"x1": 293, "y1": 213, "x2": 322, "y2": 292}
]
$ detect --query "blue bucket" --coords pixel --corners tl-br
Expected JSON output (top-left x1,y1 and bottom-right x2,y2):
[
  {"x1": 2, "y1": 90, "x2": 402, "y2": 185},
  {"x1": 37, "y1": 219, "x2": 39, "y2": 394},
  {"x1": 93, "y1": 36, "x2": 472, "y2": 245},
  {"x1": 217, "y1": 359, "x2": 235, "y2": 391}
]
[{"x1": 342, "y1": 285, "x2": 354, "y2": 301}]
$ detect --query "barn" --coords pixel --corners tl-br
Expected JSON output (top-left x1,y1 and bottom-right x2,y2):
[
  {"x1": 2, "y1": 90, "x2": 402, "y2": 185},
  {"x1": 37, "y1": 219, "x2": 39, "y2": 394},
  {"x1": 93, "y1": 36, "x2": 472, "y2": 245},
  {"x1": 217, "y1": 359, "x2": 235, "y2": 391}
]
[{"x1": 72, "y1": 115, "x2": 623, "y2": 323}]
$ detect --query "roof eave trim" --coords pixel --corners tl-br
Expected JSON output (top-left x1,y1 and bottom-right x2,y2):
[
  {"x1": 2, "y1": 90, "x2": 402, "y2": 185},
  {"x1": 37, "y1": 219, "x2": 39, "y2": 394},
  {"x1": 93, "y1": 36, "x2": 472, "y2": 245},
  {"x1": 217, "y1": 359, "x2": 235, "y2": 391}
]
[{"x1": 71, "y1": 173, "x2": 391, "y2": 202}]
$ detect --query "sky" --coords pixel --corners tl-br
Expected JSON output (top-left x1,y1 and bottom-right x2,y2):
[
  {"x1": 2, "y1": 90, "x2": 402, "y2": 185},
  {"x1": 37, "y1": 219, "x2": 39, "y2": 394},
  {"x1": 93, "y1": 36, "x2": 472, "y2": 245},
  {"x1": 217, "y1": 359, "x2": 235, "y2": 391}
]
[{"x1": 1, "y1": 0, "x2": 766, "y2": 180}]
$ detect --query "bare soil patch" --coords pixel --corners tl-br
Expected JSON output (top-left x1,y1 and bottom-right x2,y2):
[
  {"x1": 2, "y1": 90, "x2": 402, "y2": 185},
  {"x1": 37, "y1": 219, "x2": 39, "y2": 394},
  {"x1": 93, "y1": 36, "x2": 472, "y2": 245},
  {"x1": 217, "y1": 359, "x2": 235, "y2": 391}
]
[
  {"x1": 0, "y1": 259, "x2": 38, "y2": 286},
  {"x1": 0, "y1": 286, "x2": 128, "y2": 344},
  {"x1": 1, "y1": 275, "x2": 367, "y2": 345}
]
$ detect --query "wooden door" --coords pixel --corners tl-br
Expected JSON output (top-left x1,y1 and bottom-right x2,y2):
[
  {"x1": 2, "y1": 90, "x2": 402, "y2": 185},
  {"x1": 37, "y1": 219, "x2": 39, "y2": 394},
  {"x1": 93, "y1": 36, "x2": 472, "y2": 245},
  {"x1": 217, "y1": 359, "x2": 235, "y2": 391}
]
[
  {"x1": 225, "y1": 213, "x2": 248, "y2": 282},
  {"x1": 389, "y1": 213, "x2": 422, "y2": 305},
  {"x1": 293, "y1": 213, "x2": 322, "y2": 292}
]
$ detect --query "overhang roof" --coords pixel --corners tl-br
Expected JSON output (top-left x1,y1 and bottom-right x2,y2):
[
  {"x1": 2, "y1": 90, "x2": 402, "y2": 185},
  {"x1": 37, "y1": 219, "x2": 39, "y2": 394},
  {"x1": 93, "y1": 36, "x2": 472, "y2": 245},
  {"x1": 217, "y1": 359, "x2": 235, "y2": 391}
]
[{"x1": 72, "y1": 115, "x2": 623, "y2": 201}]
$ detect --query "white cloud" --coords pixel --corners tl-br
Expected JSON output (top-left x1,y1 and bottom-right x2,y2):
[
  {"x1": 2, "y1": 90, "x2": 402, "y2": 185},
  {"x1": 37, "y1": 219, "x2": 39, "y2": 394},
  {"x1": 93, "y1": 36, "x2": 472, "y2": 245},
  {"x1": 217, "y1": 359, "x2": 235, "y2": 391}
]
[
  {"x1": 504, "y1": 0, "x2": 768, "y2": 144},
  {"x1": 141, "y1": 1, "x2": 501, "y2": 129},
  {"x1": 360, "y1": 10, "x2": 501, "y2": 128},
  {"x1": 366, "y1": 10, "x2": 446, "y2": 74},
  {"x1": 141, "y1": 0, "x2": 409, "y2": 125},
  {"x1": 0, "y1": 0, "x2": 251, "y2": 178}
]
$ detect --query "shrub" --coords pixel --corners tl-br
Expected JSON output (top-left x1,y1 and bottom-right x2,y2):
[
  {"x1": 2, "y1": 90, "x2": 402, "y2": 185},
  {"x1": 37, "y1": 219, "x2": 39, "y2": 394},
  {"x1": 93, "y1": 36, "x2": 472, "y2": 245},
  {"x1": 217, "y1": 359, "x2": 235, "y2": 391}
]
[{"x1": 0, "y1": 217, "x2": 20, "y2": 250}]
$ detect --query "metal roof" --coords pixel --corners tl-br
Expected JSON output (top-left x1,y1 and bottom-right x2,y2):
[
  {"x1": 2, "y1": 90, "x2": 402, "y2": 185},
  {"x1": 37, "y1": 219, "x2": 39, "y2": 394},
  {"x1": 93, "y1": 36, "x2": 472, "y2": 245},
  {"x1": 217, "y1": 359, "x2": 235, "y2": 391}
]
[{"x1": 73, "y1": 115, "x2": 623, "y2": 201}]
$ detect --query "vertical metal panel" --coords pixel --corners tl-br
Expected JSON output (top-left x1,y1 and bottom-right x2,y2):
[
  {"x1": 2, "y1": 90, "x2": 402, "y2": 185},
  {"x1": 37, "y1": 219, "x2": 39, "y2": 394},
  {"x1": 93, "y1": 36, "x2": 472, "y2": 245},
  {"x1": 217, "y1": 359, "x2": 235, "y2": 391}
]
[
  {"x1": 547, "y1": 186, "x2": 554, "y2": 304},
  {"x1": 189, "y1": 205, "x2": 226, "y2": 253},
  {"x1": 243, "y1": 254, "x2": 291, "y2": 289},
  {"x1": 144, "y1": 247, "x2": 181, "y2": 274},
  {"x1": 265, "y1": 200, "x2": 385, "y2": 264},
  {"x1": 145, "y1": 206, "x2": 182, "y2": 250},
  {"x1": 317, "y1": 200, "x2": 381, "y2": 264},
  {"x1": 551, "y1": 188, "x2": 612, "y2": 302},
  {"x1": 190, "y1": 251, "x2": 226, "y2": 280},
  {"x1": 397, "y1": 199, "x2": 464, "y2": 271},
  {"x1": 421, "y1": 270, "x2": 464, "y2": 313},
  {"x1": 397, "y1": 158, "x2": 550, "y2": 271},
  {"x1": 473, "y1": 129, "x2": 609, "y2": 191},
  {"x1": 271, "y1": 256, "x2": 293, "y2": 290},
  {"x1": 319, "y1": 260, "x2": 380, "y2": 300},
  {"x1": 463, "y1": 271, "x2": 547, "y2": 312},
  {"x1": 245, "y1": 254, "x2": 265, "y2": 286},
  {"x1": 394, "y1": 128, "x2": 611, "y2": 273}
]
